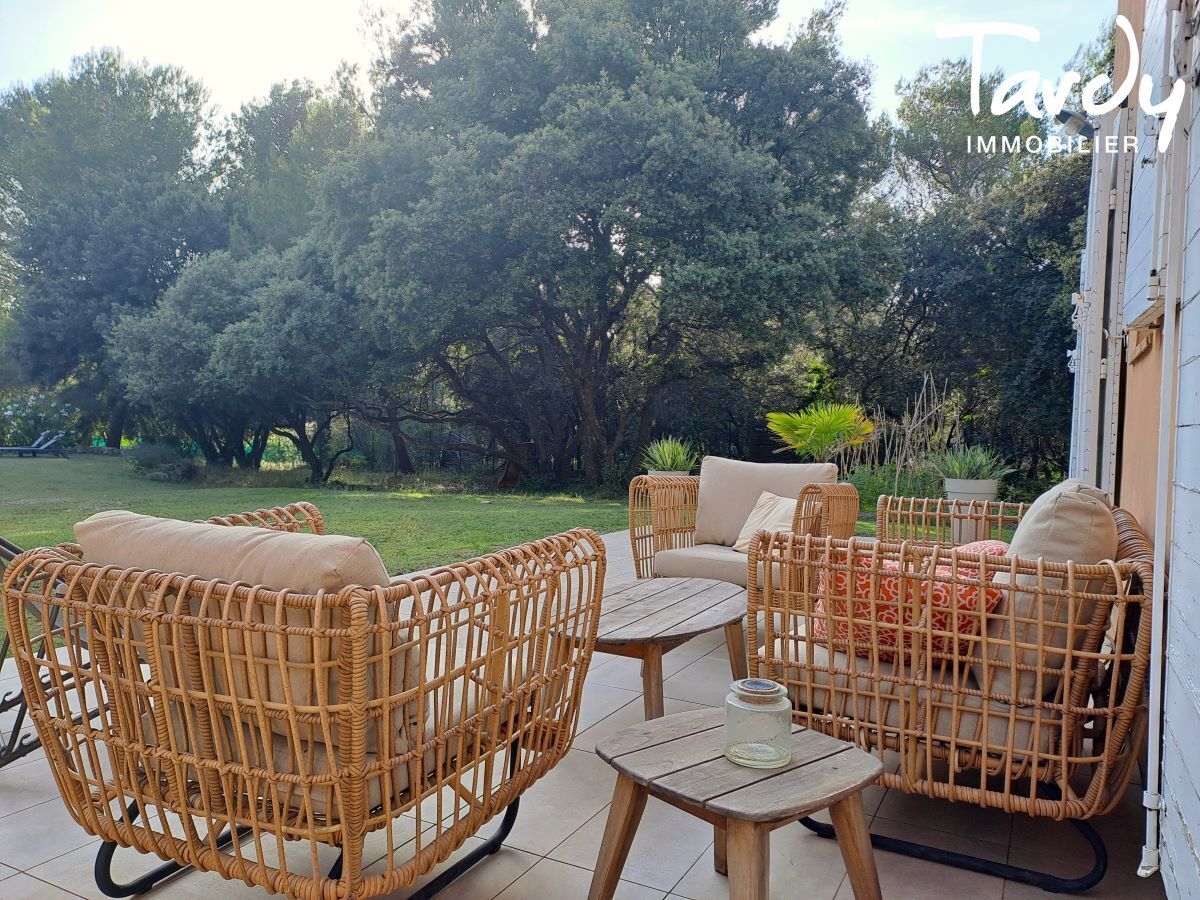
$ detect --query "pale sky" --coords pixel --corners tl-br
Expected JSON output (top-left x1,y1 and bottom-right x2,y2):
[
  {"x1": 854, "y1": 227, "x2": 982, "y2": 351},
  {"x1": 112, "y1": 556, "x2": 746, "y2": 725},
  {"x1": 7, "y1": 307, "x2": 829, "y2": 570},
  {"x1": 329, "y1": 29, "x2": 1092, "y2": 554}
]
[{"x1": 0, "y1": 1, "x2": 1112, "y2": 118}]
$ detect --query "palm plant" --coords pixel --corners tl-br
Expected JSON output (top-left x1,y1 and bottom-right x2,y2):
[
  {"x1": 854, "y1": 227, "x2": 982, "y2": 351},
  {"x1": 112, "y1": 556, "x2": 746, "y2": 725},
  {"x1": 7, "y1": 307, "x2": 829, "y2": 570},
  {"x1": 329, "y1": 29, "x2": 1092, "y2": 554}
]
[
  {"x1": 927, "y1": 445, "x2": 1015, "y2": 481},
  {"x1": 640, "y1": 436, "x2": 700, "y2": 473},
  {"x1": 766, "y1": 403, "x2": 875, "y2": 464}
]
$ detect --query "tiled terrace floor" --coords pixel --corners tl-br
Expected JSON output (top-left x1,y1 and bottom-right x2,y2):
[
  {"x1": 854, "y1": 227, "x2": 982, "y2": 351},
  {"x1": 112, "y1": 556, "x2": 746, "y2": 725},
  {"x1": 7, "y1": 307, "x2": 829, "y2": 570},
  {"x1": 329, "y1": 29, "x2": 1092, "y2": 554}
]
[{"x1": 0, "y1": 530, "x2": 1167, "y2": 899}]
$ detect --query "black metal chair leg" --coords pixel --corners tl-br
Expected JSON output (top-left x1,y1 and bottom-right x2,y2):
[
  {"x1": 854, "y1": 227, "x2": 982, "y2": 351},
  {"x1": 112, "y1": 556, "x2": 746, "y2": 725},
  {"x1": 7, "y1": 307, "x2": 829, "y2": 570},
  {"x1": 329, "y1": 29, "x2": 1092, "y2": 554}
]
[
  {"x1": 407, "y1": 797, "x2": 521, "y2": 900},
  {"x1": 94, "y1": 799, "x2": 248, "y2": 898},
  {"x1": 799, "y1": 811, "x2": 1108, "y2": 894},
  {"x1": 407, "y1": 736, "x2": 524, "y2": 900}
]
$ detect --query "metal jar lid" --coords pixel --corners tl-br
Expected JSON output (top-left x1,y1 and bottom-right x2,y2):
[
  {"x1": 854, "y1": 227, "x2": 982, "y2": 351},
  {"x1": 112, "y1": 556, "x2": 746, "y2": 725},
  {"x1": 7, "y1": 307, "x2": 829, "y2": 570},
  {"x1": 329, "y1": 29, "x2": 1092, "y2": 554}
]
[{"x1": 729, "y1": 678, "x2": 787, "y2": 704}]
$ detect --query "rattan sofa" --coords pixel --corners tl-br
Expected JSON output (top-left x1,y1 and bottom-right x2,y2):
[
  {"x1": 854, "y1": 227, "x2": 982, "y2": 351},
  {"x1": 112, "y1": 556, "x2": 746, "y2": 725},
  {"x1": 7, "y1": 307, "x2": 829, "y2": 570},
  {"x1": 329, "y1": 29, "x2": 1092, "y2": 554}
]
[
  {"x1": 747, "y1": 491, "x2": 1154, "y2": 892},
  {"x1": 629, "y1": 455, "x2": 861, "y2": 583},
  {"x1": 2, "y1": 502, "x2": 605, "y2": 899}
]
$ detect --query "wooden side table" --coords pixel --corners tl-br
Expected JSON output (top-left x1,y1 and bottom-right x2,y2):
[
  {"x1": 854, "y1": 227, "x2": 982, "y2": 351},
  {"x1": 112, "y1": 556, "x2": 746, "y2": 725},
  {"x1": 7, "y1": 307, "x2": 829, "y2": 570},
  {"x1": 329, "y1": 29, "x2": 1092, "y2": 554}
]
[
  {"x1": 592, "y1": 577, "x2": 748, "y2": 719},
  {"x1": 588, "y1": 708, "x2": 883, "y2": 900}
]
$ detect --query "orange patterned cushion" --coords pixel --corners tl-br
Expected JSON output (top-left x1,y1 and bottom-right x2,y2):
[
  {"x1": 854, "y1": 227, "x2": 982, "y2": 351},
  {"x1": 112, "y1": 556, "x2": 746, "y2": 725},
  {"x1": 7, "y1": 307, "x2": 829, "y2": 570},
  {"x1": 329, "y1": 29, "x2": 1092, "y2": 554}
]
[{"x1": 813, "y1": 541, "x2": 1010, "y2": 661}]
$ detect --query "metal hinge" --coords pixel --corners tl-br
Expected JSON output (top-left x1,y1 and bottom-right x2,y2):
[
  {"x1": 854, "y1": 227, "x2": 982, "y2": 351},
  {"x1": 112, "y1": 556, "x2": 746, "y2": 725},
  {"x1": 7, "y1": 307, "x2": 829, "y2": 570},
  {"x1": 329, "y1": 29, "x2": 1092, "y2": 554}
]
[
  {"x1": 1144, "y1": 791, "x2": 1165, "y2": 812},
  {"x1": 1109, "y1": 188, "x2": 1119, "y2": 209},
  {"x1": 1099, "y1": 358, "x2": 1109, "y2": 379}
]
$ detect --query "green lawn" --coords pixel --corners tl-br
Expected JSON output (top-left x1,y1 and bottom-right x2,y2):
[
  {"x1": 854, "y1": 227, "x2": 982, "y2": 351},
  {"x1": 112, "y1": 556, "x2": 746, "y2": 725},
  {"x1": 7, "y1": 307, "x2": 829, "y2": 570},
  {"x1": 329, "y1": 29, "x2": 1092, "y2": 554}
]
[{"x1": 0, "y1": 456, "x2": 629, "y2": 573}]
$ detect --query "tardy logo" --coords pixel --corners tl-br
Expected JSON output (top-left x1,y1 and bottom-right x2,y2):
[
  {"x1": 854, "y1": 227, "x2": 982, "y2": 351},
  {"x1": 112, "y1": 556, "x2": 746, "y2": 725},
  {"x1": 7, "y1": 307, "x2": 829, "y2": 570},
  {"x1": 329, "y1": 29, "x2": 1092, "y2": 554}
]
[{"x1": 937, "y1": 16, "x2": 1186, "y2": 152}]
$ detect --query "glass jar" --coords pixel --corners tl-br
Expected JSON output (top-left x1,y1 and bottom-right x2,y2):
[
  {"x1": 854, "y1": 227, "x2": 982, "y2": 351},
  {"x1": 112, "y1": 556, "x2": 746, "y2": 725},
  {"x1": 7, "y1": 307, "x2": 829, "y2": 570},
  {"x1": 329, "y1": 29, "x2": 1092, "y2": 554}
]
[{"x1": 723, "y1": 678, "x2": 792, "y2": 769}]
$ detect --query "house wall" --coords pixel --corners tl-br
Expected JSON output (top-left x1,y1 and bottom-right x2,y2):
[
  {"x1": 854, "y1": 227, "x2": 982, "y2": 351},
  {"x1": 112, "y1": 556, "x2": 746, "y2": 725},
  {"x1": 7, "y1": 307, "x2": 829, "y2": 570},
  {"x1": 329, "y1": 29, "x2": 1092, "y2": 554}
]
[
  {"x1": 1073, "y1": 1, "x2": 1200, "y2": 895},
  {"x1": 1160, "y1": 35, "x2": 1200, "y2": 887}
]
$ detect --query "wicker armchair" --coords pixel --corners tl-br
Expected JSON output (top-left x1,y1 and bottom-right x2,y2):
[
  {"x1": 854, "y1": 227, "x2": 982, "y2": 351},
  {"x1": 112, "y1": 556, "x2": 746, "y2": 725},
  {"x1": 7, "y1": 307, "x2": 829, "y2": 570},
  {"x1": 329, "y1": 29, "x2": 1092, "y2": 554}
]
[
  {"x1": 3, "y1": 503, "x2": 605, "y2": 900},
  {"x1": 747, "y1": 494, "x2": 1153, "y2": 892},
  {"x1": 629, "y1": 472, "x2": 860, "y2": 581}
]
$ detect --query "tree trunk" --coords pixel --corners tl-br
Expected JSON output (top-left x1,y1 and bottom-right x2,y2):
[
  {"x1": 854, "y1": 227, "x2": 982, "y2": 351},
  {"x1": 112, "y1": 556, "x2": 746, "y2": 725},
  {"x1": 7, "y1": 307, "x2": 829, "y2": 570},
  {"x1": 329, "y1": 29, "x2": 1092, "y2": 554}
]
[
  {"x1": 248, "y1": 426, "x2": 269, "y2": 469},
  {"x1": 578, "y1": 401, "x2": 607, "y2": 486},
  {"x1": 389, "y1": 425, "x2": 416, "y2": 474},
  {"x1": 105, "y1": 407, "x2": 126, "y2": 449}
]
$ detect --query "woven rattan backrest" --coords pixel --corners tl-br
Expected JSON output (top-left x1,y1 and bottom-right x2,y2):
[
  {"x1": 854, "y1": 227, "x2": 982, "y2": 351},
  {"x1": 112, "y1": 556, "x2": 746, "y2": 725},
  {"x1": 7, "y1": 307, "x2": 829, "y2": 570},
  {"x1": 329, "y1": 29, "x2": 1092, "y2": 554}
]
[
  {"x1": 748, "y1": 506, "x2": 1152, "y2": 820},
  {"x1": 876, "y1": 495, "x2": 1028, "y2": 545},
  {"x1": 2, "y1": 527, "x2": 605, "y2": 896}
]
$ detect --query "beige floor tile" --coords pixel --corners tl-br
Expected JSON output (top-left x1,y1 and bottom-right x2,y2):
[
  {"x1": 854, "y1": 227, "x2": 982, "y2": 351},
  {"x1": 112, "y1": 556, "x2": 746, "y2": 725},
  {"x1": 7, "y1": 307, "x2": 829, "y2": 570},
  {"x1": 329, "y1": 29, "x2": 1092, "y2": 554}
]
[
  {"x1": 1002, "y1": 870, "x2": 1164, "y2": 900},
  {"x1": 874, "y1": 787, "x2": 1014, "y2": 846},
  {"x1": 26, "y1": 839, "x2": 259, "y2": 900},
  {"x1": 0, "y1": 862, "x2": 17, "y2": 881},
  {"x1": 672, "y1": 822, "x2": 847, "y2": 900},
  {"x1": 590, "y1": 633, "x2": 730, "y2": 695},
  {"x1": 0, "y1": 797, "x2": 99, "y2": 870},
  {"x1": 805, "y1": 782, "x2": 889, "y2": 827},
  {"x1": 871, "y1": 816, "x2": 1007, "y2": 862},
  {"x1": 137, "y1": 869, "x2": 293, "y2": 899},
  {"x1": 548, "y1": 796, "x2": 712, "y2": 891},
  {"x1": 0, "y1": 871, "x2": 82, "y2": 898},
  {"x1": 1004, "y1": 808, "x2": 1164, "y2": 899},
  {"x1": 703, "y1": 641, "x2": 731, "y2": 663},
  {"x1": 367, "y1": 834, "x2": 538, "y2": 899},
  {"x1": 576, "y1": 681, "x2": 643, "y2": 733},
  {"x1": 28, "y1": 840, "x2": 133, "y2": 900},
  {"x1": 573, "y1": 696, "x2": 709, "y2": 754},
  {"x1": 0, "y1": 754, "x2": 67, "y2": 817},
  {"x1": 834, "y1": 838, "x2": 1004, "y2": 900},
  {"x1": 494, "y1": 857, "x2": 665, "y2": 900},
  {"x1": 0, "y1": 745, "x2": 46, "y2": 770},
  {"x1": 503, "y1": 749, "x2": 618, "y2": 856},
  {"x1": 661, "y1": 656, "x2": 736, "y2": 707}
]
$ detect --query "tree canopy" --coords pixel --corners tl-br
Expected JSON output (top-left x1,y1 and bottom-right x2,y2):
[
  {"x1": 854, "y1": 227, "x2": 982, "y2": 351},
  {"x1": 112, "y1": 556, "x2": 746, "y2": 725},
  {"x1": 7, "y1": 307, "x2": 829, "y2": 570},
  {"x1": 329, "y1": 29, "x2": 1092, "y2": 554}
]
[
  {"x1": 0, "y1": 49, "x2": 224, "y2": 443},
  {"x1": 318, "y1": 0, "x2": 880, "y2": 484},
  {"x1": 0, "y1": 3, "x2": 1097, "y2": 488}
]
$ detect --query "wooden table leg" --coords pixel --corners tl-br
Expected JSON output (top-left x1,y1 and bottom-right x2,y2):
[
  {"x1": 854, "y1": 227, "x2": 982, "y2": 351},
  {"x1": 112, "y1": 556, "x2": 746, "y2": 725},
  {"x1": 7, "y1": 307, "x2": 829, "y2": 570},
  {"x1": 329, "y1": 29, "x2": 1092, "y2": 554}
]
[
  {"x1": 587, "y1": 774, "x2": 648, "y2": 900},
  {"x1": 713, "y1": 824, "x2": 728, "y2": 875},
  {"x1": 829, "y1": 792, "x2": 882, "y2": 900},
  {"x1": 641, "y1": 645, "x2": 665, "y2": 719},
  {"x1": 724, "y1": 620, "x2": 748, "y2": 680},
  {"x1": 725, "y1": 819, "x2": 770, "y2": 900}
]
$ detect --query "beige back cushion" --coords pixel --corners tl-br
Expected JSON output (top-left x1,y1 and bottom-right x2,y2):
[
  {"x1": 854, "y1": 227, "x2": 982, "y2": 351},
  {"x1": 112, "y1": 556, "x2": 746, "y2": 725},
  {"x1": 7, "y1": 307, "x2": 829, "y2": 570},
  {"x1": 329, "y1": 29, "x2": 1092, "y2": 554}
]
[
  {"x1": 76, "y1": 509, "x2": 389, "y2": 591},
  {"x1": 974, "y1": 480, "x2": 1118, "y2": 702},
  {"x1": 732, "y1": 491, "x2": 798, "y2": 553},
  {"x1": 694, "y1": 456, "x2": 836, "y2": 546},
  {"x1": 74, "y1": 511, "x2": 418, "y2": 774}
]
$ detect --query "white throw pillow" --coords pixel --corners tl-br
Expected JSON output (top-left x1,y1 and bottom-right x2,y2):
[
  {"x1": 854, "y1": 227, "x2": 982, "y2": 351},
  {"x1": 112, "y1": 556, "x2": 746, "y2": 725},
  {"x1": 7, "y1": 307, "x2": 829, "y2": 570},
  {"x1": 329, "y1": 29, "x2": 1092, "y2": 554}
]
[{"x1": 732, "y1": 490, "x2": 798, "y2": 553}]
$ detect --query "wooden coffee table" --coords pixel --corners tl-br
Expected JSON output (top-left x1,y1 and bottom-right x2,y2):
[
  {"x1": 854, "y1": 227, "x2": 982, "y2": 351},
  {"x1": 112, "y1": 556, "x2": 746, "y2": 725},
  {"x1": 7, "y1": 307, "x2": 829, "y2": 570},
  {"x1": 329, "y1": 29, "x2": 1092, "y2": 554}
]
[
  {"x1": 593, "y1": 577, "x2": 748, "y2": 719},
  {"x1": 588, "y1": 708, "x2": 883, "y2": 900}
]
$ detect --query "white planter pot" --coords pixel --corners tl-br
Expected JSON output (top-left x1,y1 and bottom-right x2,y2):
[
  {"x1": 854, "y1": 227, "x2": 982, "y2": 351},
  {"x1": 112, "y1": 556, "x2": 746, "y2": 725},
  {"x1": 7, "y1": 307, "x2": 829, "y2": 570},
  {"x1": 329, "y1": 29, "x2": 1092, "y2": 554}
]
[
  {"x1": 945, "y1": 479, "x2": 999, "y2": 544},
  {"x1": 648, "y1": 470, "x2": 690, "y2": 476},
  {"x1": 944, "y1": 478, "x2": 999, "y2": 503}
]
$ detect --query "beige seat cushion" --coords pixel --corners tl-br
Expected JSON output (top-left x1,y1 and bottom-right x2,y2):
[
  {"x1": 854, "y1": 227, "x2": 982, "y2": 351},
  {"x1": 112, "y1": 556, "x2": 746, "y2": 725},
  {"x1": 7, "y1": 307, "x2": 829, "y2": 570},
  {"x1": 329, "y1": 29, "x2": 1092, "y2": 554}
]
[
  {"x1": 654, "y1": 543, "x2": 793, "y2": 588},
  {"x1": 149, "y1": 675, "x2": 486, "y2": 819},
  {"x1": 693, "y1": 456, "x2": 836, "y2": 546},
  {"x1": 976, "y1": 480, "x2": 1118, "y2": 702},
  {"x1": 76, "y1": 510, "x2": 389, "y2": 591},
  {"x1": 733, "y1": 491, "x2": 798, "y2": 553},
  {"x1": 762, "y1": 637, "x2": 1053, "y2": 757},
  {"x1": 655, "y1": 544, "x2": 750, "y2": 586}
]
